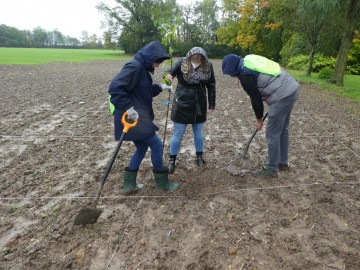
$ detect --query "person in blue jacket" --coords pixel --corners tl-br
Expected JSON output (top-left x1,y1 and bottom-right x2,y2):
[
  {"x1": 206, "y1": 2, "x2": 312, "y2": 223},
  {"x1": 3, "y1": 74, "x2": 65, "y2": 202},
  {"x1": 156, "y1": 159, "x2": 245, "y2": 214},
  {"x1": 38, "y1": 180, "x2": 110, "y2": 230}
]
[
  {"x1": 222, "y1": 54, "x2": 300, "y2": 178},
  {"x1": 108, "y1": 41, "x2": 180, "y2": 194}
]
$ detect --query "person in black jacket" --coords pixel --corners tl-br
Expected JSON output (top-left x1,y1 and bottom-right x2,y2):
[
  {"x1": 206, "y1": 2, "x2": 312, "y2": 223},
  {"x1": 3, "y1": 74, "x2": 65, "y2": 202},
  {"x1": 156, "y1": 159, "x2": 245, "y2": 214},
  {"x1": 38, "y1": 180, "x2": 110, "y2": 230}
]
[
  {"x1": 108, "y1": 41, "x2": 179, "y2": 194},
  {"x1": 164, "y1": 47, "x2": 216, "y2": 174}
]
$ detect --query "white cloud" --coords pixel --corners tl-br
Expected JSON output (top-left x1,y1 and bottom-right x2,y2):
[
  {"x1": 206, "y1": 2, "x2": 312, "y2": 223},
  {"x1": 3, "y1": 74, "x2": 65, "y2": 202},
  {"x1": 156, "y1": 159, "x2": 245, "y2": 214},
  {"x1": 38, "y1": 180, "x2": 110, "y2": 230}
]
[
  {"x1": 0, "y1": 0, "x2": 109, "y2": 39},
  {"x1": 0, "y1": 0, "x2": 202, "y2": 39}
]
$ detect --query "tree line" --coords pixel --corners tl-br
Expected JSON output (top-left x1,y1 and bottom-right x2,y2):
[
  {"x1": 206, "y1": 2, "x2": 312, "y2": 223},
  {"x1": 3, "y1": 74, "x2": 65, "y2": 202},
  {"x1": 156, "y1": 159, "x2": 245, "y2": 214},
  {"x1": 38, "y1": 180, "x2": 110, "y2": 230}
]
[
  {"x1": 96, "y1": 0, "x2": 359, "y2": 85},
  {"x1": 0, "y1": 24, "x2": 103, "y2": 49},
  {"x1": 1, "y1": 0, "x2": 359, "y2": 86}
]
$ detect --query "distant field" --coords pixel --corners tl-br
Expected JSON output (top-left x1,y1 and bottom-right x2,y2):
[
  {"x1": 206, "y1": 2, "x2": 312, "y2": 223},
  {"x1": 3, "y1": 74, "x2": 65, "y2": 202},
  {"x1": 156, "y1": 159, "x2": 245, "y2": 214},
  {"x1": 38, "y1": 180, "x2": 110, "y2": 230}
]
[
  {"x1": 1, "y1": 48, "x2": 358, "y2": 103},
  {"x1": 0, "y1": 48, "x2": 129, "y2": 65}
]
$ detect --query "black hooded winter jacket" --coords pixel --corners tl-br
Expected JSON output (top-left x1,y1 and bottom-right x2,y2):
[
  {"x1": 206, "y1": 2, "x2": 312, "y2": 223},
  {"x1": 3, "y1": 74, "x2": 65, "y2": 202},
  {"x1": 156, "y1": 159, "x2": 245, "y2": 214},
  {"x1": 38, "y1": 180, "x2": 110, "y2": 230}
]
[{"x1": 167, "y1": 47, "x2": 216, "y2": 124}]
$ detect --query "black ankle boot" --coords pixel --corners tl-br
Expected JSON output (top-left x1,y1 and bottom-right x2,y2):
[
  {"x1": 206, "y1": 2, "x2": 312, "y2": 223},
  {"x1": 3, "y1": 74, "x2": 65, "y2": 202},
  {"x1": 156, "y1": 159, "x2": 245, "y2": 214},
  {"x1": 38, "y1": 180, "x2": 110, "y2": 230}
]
[
  {"x1": 196, "y1": 152, "x2": 206, "y2": 166},
  {"x1": 168, "y1": 155, "x2": 176, "y2": 174}
]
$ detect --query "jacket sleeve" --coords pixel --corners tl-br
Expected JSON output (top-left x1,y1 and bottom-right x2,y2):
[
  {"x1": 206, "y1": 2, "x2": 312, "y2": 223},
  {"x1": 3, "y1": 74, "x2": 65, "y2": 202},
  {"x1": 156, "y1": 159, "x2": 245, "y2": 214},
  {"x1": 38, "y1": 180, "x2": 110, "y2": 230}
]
[
  {"x1": 239, "y1": 74, "x2": 264, "y2": 119},
  {"x1": 166, "y1": 58, "x2": 182, "y2": 78},
  {"x1": 206, "y1": 62, "x2": 216, "y2": 109},
  {"x1": 152, "y1": 84, "x2": 162, "y2": 97},
  {"x1": 108, "y1": 64, "x2": 140, "y2": 111}
]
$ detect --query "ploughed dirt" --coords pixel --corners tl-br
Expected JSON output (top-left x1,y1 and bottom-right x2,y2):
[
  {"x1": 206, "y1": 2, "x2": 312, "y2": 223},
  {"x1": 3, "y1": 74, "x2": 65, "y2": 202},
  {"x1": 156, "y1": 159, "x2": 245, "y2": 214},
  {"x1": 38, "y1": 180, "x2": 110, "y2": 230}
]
[{"x1": 1, "y1": 59, "x2": 359, "y2": 270}]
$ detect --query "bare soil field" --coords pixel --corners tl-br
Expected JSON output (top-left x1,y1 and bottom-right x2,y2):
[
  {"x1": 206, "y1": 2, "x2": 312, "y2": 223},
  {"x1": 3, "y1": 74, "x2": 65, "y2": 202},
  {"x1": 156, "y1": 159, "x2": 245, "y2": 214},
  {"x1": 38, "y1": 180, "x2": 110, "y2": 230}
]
[{"x1": 1, "y1": 60, "x2": 359, "y2": 270}]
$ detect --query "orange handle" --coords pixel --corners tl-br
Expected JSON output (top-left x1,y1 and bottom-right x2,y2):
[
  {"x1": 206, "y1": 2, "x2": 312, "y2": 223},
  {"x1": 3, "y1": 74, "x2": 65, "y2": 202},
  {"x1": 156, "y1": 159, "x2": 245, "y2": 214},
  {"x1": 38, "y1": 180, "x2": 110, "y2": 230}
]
[{"x1": 121, "y1": 112, "x2": 138, "y2": 133}]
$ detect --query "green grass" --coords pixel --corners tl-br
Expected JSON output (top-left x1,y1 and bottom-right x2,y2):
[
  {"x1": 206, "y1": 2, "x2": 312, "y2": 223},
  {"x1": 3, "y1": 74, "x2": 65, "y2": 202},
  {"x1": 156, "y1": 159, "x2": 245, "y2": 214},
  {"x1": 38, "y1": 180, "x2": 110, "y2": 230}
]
[
  {"x1": 1, "y1": 48, "x2": 358, "y2": 103},
  {"x1": 0, "y1": 47, "x2": 129, "y2": 65},
  {"x1": 288, "y1": 69, "x2": 360, "y2": 103}
]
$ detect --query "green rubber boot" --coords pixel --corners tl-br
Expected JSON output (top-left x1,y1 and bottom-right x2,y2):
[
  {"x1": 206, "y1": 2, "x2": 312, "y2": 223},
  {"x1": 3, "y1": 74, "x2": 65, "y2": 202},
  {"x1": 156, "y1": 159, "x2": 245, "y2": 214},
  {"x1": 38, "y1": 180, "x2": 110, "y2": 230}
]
[
  {"x1": 153, "y1": 169, "x2": 180, "y2": 191},
  {"x1": 123, "y1": 167, "x2": 144, "y2": 195}
]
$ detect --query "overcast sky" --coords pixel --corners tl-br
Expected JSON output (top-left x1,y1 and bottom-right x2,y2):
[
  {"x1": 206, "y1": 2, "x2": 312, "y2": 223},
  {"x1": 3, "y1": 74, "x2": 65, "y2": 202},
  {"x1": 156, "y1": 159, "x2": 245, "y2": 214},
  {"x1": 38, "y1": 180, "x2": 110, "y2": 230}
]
[{"x1": 0, "y1": 0, "x2": 197, "y2": 39}]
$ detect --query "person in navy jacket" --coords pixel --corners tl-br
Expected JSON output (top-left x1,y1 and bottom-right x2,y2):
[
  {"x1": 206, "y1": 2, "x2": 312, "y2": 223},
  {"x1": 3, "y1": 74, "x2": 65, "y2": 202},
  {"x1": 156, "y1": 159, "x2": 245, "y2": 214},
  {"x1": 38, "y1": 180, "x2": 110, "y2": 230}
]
[{"x1": 109, "y1": 41, "x2": 180, "y2": 194}]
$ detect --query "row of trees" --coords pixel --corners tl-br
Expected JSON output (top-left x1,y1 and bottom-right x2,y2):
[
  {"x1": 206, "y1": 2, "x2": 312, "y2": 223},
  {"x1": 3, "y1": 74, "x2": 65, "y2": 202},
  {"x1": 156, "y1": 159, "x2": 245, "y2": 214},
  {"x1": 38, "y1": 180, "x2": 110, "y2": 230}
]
[
  {"x1": 0, "y1": 24, "x2": 103, "y2": 49},
  {"x1": 96, "y1": 0, "x2": 228, "y2": 56},
  {"x1": 96, "y1": 0, "x2": 359, "y2": 86},
  {"x1": 215, "y1": 0, "x2": 360, "y2": 85},
  {"x1": 1, "y1": 0, "x2": 359, "y2": 85}
]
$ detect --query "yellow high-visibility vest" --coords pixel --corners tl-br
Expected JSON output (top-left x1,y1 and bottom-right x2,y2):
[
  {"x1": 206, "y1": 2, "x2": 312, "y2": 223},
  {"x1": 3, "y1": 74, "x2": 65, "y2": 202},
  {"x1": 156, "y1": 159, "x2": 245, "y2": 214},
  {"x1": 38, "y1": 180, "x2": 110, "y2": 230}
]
[
  {"x1": 244, "y1": 54, "x2": 281, "y2": 76},
  {"x1": 108, "y1": 95, "x2": 115, "y2": 114}
]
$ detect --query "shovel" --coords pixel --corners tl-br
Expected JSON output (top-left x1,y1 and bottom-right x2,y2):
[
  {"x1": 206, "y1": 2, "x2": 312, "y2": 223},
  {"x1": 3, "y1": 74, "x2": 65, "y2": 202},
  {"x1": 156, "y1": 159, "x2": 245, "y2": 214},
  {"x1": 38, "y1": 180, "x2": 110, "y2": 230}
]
[
  {"x1": 74, "y1": 111, "x2": 138, "y2": 225},
  {"x1": 239, "y1": 112, "x2": 268, "y2": 160}
]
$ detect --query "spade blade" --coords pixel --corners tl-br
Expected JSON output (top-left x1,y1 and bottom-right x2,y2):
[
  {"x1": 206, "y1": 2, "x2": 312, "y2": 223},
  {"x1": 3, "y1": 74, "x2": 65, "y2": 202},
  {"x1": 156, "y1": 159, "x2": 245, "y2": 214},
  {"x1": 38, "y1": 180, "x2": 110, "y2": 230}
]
[{"x1": 74, "y1": 207, "x2": 103, "y2": 225}]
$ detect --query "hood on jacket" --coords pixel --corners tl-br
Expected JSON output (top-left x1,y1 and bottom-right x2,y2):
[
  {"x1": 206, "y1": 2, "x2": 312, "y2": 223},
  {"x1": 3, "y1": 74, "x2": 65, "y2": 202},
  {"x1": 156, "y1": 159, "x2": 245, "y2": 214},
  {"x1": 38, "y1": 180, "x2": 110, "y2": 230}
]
[
  {"x1": 185, "y1": 47, "x2": 208, "y2": 61},
  {"x1": 222, "y1": 54, "x2": 243, "y2": 76},
  {"x1": 135, "y1": 41, "x2": 171, "y2": 71},
  {"x1": 181, "y1": 47, "x2": 211, "y2": 84}
]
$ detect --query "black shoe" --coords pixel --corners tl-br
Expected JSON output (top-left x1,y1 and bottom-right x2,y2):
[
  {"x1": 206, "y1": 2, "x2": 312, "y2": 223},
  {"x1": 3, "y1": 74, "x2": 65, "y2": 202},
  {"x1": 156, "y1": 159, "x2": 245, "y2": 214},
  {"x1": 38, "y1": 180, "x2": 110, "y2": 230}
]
[
  {"x1": 196, "y1": 156, "x2": 206, "y2": 166},
  {"x1": 253, "y1": 167, "x2": 278, "y2": 178},
  {"x1": 278, "y1": 163, "x2": 290, "y2": 171},
  {"x1": 168, "y1": 158, "x2": 176, "y2": 174}
]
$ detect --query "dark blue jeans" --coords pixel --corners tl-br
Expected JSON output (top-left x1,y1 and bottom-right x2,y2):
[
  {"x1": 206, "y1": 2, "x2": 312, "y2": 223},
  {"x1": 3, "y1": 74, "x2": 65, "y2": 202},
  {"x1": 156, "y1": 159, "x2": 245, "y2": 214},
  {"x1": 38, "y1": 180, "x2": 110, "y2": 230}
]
[{"x1": 129, "y1": 135, "x2": 164, "y2": 171}]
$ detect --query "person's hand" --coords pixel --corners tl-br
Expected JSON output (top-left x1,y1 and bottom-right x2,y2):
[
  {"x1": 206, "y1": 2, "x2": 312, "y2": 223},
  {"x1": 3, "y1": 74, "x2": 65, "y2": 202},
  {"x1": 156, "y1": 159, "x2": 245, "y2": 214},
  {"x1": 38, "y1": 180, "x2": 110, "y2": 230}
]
[
  {"x1": 256, "y1": 119, "x2": 263, "y2": 130},
  {"x1": 161, "y1": 83, "x2": 172, "y2": 93},
  {"x1": 208, "y1": 109, "x2": 214, "y2": 114},
  {"x1": 166, "y1": 74, "x2": 174, "y2": 82}
]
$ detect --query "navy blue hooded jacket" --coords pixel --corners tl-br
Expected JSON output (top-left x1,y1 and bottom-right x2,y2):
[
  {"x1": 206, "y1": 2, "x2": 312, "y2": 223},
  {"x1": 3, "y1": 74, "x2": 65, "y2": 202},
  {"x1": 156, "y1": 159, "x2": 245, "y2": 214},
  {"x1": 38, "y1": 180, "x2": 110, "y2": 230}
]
[{"x1": 108, "y1": 41, "x2": 170, "y2": 141}]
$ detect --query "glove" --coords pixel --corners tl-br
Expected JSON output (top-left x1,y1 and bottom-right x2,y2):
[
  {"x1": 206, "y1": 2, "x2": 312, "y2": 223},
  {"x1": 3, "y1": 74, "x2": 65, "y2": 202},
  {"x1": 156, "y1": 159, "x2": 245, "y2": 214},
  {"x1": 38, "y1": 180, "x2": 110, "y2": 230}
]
[
  {"x1": 161, "y1": 83, "x2": 172, "y2": 93},
  {"x1": 126, "y1": 107, "x2": 138, "y2": 121}
]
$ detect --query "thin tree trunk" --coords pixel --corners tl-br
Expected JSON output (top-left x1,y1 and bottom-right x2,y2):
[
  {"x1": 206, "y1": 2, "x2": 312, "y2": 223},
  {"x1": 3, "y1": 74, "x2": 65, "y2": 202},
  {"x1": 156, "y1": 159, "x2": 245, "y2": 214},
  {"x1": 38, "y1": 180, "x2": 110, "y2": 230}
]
[
  {"x1": 331, "y1": 0, "x2": 358, "y2": 86},
  {"x1": 332, "y1": 30, "x2": 353, "y2": 86},
  {"x1": 307, "y1": 48, "x2": 315, "y2": 76}
]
